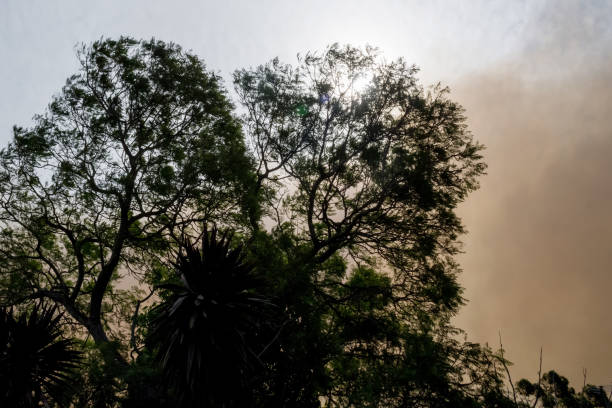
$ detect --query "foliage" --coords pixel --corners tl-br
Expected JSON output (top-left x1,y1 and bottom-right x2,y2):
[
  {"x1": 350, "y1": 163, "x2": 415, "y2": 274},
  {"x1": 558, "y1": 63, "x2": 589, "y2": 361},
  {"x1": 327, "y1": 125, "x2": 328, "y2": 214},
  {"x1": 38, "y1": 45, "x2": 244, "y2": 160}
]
[
  {"x1": 69, "y1": 342, "x2": 125, "y2": 408},
  {"x1": 0, "y1": 37, "x2": 604, "y2": 407},
  {"x1": 517, "y1": 370, "x2": 612, "y2": 408},
  {"x1": 234, "y1": 43, "x2": 495, "y2": 407},
  {"x1": 234, "y1": 44, "x2": 485, "y2": 276},
  {"x1": 0, "y1": 304, "x2": 82, "y2": 407},
  {"x1": 147, "y1": 227, "x2": 276, "y2": 407},
  {"x1": 65, "y1": 341, "x2": 176, "y2": 408},
  {"x1": 0, "y1": 37, "x2": 256, "y2": 357}
]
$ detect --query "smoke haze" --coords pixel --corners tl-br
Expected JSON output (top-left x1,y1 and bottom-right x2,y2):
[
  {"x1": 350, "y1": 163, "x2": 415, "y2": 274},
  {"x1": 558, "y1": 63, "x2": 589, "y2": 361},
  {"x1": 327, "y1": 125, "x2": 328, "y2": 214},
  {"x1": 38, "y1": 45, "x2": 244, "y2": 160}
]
[
  {"x1": 453, "y1": 1, "x2": 612, "y2": 386},
  {"x1": 1, "y1": 0, "x2": 611, "y2": 389}
]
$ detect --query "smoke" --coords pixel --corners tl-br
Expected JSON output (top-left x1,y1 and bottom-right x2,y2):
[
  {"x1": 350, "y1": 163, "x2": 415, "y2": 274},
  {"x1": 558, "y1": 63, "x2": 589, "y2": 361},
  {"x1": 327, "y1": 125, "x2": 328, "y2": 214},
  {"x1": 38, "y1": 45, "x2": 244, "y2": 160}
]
[{"x1": 452, "y1": 0, "x2": 612, "y2": 388}]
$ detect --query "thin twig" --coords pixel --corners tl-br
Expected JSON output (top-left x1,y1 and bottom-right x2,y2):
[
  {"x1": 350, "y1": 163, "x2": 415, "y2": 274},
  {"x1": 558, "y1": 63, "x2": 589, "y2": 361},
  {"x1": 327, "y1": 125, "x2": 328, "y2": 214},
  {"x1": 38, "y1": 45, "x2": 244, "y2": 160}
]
[
  {"x1": 499, "y1": 331, "x2": 517, "y2": 407},
  {"x1": 129, "y1": 287, "x2": 157, "y2": 361},
  {"x1": 257, "y1": 319, "x2": 288, "y2": 359},
  {"x1": 532, "y1": 347, "x2": 543, "y2": 408}
]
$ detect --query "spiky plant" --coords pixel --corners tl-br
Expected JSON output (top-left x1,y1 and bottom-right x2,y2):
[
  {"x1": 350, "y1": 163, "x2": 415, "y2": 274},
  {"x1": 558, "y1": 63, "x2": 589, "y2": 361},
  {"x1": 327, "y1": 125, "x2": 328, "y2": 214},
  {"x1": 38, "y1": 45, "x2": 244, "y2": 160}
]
[
  {"x1": 148, "y1": 227, "x2": 275, "y2": 407},
  {"x1": 0, "y1": 304, "x2": 82, "y2": 407}
]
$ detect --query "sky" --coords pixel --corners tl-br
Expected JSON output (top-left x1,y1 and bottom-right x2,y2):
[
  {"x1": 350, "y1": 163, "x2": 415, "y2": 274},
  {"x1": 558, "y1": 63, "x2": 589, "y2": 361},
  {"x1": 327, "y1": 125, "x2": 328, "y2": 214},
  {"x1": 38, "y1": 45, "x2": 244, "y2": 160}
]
[{"x1": 1, "y1": 0, "x2": 611, "y2": 389}]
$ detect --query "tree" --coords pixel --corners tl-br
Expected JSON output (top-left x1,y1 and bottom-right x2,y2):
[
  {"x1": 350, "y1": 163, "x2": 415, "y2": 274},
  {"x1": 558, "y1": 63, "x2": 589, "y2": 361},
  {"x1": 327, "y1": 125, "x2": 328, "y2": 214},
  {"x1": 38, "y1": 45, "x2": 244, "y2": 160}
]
[
  {"x1": 234, "y1": 44, "x2": 491, "y2": 406},
  {"x1": 0, "y1": 304, "x2": 82, "y2": 407},
  {"x1": 0, "y1": 38, "x2": 521, "y2": 406},
  {"x1": 147, "y1": 226, "x2": 276, "y2": 407},
  {"x1": 517, "y1": 370, "x2": 612, "y2": 408},
  {"x1": 0, "y1": 37, "x2": 256, "y2": 362}
]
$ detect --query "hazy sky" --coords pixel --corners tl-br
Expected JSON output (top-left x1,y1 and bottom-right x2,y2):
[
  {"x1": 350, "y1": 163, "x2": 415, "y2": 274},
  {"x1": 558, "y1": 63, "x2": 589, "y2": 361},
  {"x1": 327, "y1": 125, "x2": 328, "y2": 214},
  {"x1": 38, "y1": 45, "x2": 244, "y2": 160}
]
[{"x1": 2, "y1": 0, "x2": 611, "y2": 388}]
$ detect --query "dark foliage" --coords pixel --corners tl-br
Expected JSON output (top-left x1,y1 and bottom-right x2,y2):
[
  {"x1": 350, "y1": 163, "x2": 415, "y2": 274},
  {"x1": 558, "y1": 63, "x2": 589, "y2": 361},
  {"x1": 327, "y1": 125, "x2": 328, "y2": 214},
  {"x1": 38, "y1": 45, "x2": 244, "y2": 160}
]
[
  {"x1": 234, "y1": 44, "x2": 496, "y2": 407},
  {"x1": 0, "y1": 304, "x2": 82, "y2": 407},
  {"x1": 0, "y1": 36, "x2": 255, "y2": 357},
  {"x1": 1, "y1": 37, "x2": 606, "y2": 408},
  {"x1": 148, "y1": 227, "x2": 277, "y2": 407},
  {"x1": 517, "y1": 370, "x2": 612, "y2": 408}
]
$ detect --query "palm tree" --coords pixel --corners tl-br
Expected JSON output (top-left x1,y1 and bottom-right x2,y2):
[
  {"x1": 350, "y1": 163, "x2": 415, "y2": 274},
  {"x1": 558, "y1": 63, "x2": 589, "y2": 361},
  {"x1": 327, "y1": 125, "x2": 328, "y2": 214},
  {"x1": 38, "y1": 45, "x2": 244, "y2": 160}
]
[
  {"x1": 0, "y1": 303, "x2": 82, "y2": 407},
  {"x1": 148, "y1": 227, "x2": 276, "y2": 407}
]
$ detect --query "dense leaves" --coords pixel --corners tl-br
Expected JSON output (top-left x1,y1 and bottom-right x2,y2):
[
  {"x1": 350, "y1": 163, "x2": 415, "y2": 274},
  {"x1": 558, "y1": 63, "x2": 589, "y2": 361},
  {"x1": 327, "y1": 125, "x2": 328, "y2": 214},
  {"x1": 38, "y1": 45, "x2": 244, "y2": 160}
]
[
  {"x1": 148, "y1": 227, "x2": 276, "y2": 407},
  {"x1": 517, "y1": 371, "x2": 612, "y2": 408},
  {"x1": 0, "y1": 304, "x2": 82, "y2": 407},
  {"x1": 0, "y1": 37, "x2": 255, "y2": 353},
  {"x1": 234, "y1": 44, "x2": 493, "y2": 407},
  {"x1": 0, "y1": 38, "x2": 606, "y2": 408},
  {"x1": 235, "y1": 44, "x2": 485, "y2": 279}
]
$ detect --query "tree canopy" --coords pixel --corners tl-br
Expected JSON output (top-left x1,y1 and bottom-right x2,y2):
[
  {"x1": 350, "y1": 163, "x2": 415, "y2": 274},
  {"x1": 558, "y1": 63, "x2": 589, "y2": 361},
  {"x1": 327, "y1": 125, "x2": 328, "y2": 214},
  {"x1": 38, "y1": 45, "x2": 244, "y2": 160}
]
[
  {"x1": 234, "y1": 43, "x2": 485, "y2": 310},
  {"x1": 0, "y1": 38, "x2": 607, "y2": 408},
  {"x1": 234, "y1": 43, "x2": 491, "y2": 407},
  {"x1": 0, "y1": 37, "x2": 256, "y2": 352}
]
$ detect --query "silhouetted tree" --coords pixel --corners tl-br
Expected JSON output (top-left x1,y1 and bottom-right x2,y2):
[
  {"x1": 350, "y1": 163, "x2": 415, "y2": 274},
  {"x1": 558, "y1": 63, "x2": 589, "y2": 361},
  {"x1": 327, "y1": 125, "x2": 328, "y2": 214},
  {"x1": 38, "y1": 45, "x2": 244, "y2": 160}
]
[
  {"x1": 147, "y1": 226, "x2": 276, "y2": 407},
  {"x1": 0, "y1": 37, "x2": 256, "y2": 365},
  {"x1": 517, "y1": 370, "x2": 611, "y2": 408},
  {"x1": 0, "y1": 38, "x2": 540, "y2": 407},
  {"x1": 234, "y1": 44, "x2": 493, "y2": 407},
  {"x1": 0, "y1": 304, "x2": 82, "y2": 407}
]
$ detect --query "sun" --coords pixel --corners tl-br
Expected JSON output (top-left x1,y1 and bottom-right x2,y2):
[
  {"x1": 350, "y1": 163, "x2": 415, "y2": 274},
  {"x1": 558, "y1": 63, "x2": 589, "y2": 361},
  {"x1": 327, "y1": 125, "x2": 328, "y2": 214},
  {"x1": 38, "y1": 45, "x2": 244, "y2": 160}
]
[{"x1": 351, "y1": 73, "x2": 373, "y2": 94}]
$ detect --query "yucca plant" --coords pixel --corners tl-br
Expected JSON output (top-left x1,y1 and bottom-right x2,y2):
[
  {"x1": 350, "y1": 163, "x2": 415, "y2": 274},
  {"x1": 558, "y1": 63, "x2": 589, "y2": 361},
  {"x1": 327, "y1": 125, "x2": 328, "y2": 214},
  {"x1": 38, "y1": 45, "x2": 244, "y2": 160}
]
[
  {"x1": 148, "y1": 227, "x2": 276, "y2": 408},
  {"x1": 0, "y1": 303, "x2": 82, "y2": 407}
]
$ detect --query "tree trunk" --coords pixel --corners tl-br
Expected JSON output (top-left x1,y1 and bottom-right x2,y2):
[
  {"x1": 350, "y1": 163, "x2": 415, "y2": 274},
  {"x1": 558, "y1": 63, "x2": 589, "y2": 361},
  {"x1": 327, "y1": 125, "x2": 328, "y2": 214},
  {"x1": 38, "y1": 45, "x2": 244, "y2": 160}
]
[{"x1": 86, "y1": 319, "x2": 129, "y2": 369}]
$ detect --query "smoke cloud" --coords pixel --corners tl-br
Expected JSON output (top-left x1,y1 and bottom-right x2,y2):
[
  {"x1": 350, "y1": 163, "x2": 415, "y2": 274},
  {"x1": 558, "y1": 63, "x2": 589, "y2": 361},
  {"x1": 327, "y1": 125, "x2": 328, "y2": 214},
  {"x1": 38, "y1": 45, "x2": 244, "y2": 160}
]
[{"x1": 452, "y1": 0, "x2": 612, "y2": 387}]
